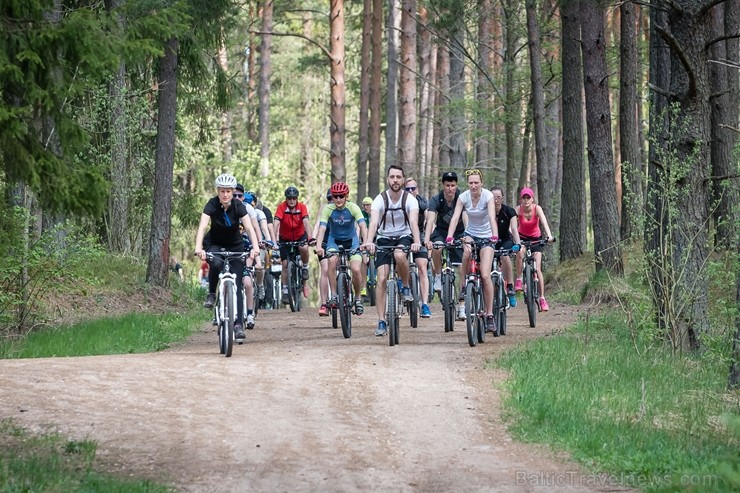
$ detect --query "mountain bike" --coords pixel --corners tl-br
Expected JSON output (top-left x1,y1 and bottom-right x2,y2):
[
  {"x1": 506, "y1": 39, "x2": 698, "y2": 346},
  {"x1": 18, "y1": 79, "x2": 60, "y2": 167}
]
[
  {"x1": 433, "y1": 240, "x2": 462, "y2": 333},
  {"x1": 375, "y1": 244, "x2": 411, "y2": 347},
  {"x1": 491, "y1": 247, "x2": 515, "y2": 337},
  {"x1": 365, "y1": 255, "x2": 377, "y2": 306},
  {"x1": 326, "y1": 245, "x2": 363, "y2": 339},
  {"x1": 463, "y1": 238, "x2": 493, "y2": 347},
  {"x1": 279, "y1": 240, "x2": 309, "y2": 312},
  {"x1": 520, "y1": 238, "x2": 555, "y2": 328},
  {"x1": 204, "y1": 250, "x2": 248, "y2": 357}
]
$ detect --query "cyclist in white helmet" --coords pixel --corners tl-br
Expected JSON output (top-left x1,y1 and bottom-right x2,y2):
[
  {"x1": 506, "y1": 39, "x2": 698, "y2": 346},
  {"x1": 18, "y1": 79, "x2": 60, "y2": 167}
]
[{"x1": 195, "y1": 174, "x2": 260, "y2": 341}]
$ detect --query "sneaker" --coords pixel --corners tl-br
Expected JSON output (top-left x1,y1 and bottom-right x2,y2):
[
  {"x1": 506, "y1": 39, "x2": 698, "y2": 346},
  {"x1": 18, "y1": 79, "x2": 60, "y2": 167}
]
[
  {"x1": 318, "y1": 304, "x2": 329, "y2": 316},
  {"x1": 246, "y1": 314, "x2": 255, "y2": 330},
  {"x1": 507, "y1": 286, "x2": 517, "y2": 308},
  {"x1": 257, "y1": 285, "x2": 265, "y2": 300},
  {"x1": 282, "y1": 289, "x2": 290, "y2": 304},
  {"x1": 354, "y1": 298, "x2": 364, "y2": 315},
  {"x1": 421, "y1": 304, "x2": 431, "y2": 318},
  {"x1": 514, "y1": 279, "x2": 523, "y2": 292},
  {"x1": 485, "y1": 315, "x2": 497, "y2": 335},
  {"x1": 433, "y1": 274, "x2": 442, "y2": 292},
  {"x1": 375, "y1": 320, "x2": 388, "y2": 336},
  {"x1": 204, "y1": 293, "x2": 216, "y2": 309},
  {"x1": 539, "y1": 297, "x2": 549, "y2": 312},
  {"x1": 402, "y1": 287, "x2": 413, "y2": 302},
  {"x1": 456, "y1": 304, "x2": 466, "y2": 321},
  {"x1": 360, "y1": 287, "x2": 367, "y2": 297},
  {"x1": 301, "y1": 266, "x2": 309, "y2": 280},
  {"x1": 235, "y1": 324, "x2": 246, "y2": 341}
]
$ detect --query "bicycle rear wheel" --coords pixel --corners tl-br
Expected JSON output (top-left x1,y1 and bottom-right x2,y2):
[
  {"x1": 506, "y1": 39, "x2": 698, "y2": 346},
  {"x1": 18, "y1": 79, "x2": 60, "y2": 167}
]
[
  {"x1": 476, "y1": 286, "x2": 485, "y2": 344},
  {"x1": 338, "y1": 272, "x2": 352, "y2": 338},
  {"x1": 222, "y1": 283, "x2": 235, "y2": 357},
  {"x1": 387, "y1": 279, "x2": 398, "y2": 347},
  {"x1": 367, "y1": 258, "x2": 377, "y2": 306},
  {"x1": 465, "y1": 282, "x2": 477, "y2": 347},
  {"x1": 409, "y1": 271, "x2": 419, "y2": 328},
  {"x1": 442, "y1": 271, "x2": 454, "y2": 332},
  {"x1": 524, "y1": 265, "x2": 536, "y2": 328},
  {"x1": 287, "y1": 261, "x2": 301, "y2": 312},
  {"x1": 492, "y1": 275, "x2": 503, "y2": 337}
]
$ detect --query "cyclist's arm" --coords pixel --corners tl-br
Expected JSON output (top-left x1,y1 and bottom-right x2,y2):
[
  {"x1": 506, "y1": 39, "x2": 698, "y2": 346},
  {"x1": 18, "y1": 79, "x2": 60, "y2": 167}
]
[
  {"x1": 446, "y1": 200, "x2": 464, "y2": 239},
  {"x1": 241, "y1": 215, "x2": 261, "y2": 256},
  {"x1": 259, "y1": 218, "x2": 272, "y2": 243},
  {"x1": 536, "y1": 205, "x2": 554, "y2": 240},
  {"x1": 273, "y1": 217, "x2": 281, "y2": 242},
  {"x1": 302, "y1": 216, "x2": 312, "y2": 240},
  {"x1": 194, "y1": 213, "x2": 210, "y2": 259},
  {"x1": 487, "y1": 196, "x2": 499, "y2": 239},
  {"x1": 510, "y1": 216, "x2": 522, "y2": 244},
  {"x1": 363, "y1": 209, "x2": 381, "y2": 252},
  {"x1": 358, "y1": 220, "x2": 369, "y2": 245},
  {"x1": 408, "y1": 208, "x2": 421, "y2": 245},
  {"x1": 424, "y1": 210, "x2": 437, "y2": 245},
  {"x1": 315, "y1": 224, "x2": 327, "y2": 255}
]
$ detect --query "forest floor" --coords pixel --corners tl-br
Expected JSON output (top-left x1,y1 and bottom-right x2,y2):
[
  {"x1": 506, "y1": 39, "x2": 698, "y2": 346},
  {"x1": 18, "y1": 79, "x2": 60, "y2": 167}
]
[{"x1": 0, "y1": 296, "x2": 635, "y2": 492}]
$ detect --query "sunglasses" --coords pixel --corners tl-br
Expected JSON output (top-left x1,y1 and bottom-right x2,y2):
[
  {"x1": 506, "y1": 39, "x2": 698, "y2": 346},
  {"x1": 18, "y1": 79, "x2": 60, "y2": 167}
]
[
  {"x1": 465, "y1": 169, "x2": 482, "y2": 177},
  {"x1": 234, "y1": 193, "x2": 243, "y2": 198},
  {"x1": 404, "y1": 186, "x2": 417, "y2": 192},
  {"x1": 333, "y1": 194, "x2": 346, "y2": 199}
]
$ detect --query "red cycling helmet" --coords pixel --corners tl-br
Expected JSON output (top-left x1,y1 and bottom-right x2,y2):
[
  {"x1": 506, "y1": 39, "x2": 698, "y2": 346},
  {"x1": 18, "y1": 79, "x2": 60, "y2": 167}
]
[{"x1": 330, "y1": 182, "x2": 350, "y2": 196}]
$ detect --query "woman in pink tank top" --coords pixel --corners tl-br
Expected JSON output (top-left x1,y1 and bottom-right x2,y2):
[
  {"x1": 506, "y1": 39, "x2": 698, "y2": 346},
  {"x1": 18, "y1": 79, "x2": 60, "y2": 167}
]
[{"x1": 515, "y1": 187, "x2": 554, "y2": 311}]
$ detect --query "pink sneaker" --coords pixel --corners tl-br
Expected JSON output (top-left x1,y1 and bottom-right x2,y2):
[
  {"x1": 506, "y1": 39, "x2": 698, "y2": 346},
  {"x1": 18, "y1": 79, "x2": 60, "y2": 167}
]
[
  {"x1": 539, "y1": 297, "x2": 549, "y2": 312},
  {"x1": 318, "y1": 304, "x2": 329, "y2": 316},
  {"x1": 514, "y1": 279, "x2": 523, "y2": 292}
]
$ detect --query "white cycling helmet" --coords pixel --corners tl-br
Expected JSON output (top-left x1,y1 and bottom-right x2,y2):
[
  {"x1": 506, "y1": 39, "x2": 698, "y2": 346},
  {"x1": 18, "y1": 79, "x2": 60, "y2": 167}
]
[{"x1": 214, "y1": 173, "x2": 237, "y2": 189}]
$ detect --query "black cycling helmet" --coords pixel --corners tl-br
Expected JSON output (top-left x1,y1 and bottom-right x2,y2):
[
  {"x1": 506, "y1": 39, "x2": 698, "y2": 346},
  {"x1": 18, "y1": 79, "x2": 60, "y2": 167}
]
[{"x1": 285, "y1": 186, "x2": 299, "y2": 199}]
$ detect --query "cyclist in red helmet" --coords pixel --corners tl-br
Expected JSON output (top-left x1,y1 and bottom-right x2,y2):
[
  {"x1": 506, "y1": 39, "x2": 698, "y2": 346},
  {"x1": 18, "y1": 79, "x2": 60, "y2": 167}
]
[
  {"x1": 274, "y1": 186, "x2": 313, "y2": 303},
  {"x1": 315, "y1": 182, "x2": 368, "y2": 316}
]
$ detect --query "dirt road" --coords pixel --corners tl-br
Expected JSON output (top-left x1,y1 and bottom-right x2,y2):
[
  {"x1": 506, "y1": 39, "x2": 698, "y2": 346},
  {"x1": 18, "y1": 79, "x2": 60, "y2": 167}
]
[{"x1": 1, "y1": 301, "x2": 629, "y2": 492}]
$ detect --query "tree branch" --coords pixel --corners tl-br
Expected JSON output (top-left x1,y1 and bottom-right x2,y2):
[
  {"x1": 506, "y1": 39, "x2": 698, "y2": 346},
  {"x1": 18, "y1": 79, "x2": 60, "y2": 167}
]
[
  {"x1": 648, "y1": 82, "x2": 678, "y2": 99},
  {"x1": 655, "y1": 24, "x2": 696, "y2": 98},
  {"x1": 250, "y1": 30, "x2": 331, "y2": 60},
  {"x1": 629, "y1": 0, "x2": 670, "y2": 12},
  {"x1": 704, "y1": 173, "x2": 740, "y2": 184},
  {"x1": 706, "y1": 33, "x2": 740, "y2": 51},
  {"x1": 709, "y1": 58, "x2": 740, "y2": 70}
]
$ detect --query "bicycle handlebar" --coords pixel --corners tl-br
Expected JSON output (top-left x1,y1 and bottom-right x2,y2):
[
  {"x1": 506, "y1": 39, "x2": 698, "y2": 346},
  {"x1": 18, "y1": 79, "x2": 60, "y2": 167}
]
[
  {"x1": 432, "y1": 240, "x2": 462, "y2": 249},
  {"x1": 519, "y1": 237, "x2": 556, "y2": 248}
]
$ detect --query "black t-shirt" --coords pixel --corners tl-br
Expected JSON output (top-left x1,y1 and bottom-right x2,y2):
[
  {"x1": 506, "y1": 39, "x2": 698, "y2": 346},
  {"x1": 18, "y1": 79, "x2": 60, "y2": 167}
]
[
  {"x1": 203, "y1": 197, "x2": 247, "y2": 249},
  {"x1": 415, "y1": 194, "x2": 428, "y2": 234},
  {"x1": 496, "y1": 204, "x2": 518, "y2": 241},
  {"x1": 258, "y1": 203, "x2": 273, "y2": 224},
  {"x1": 427, "y1": 190, "x2": 464, "y2": 236}
]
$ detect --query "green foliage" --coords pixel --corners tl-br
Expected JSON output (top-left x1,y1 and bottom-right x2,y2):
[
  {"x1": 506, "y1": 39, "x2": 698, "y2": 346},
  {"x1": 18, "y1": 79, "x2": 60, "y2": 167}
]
[
  {"x1": 496, "y1": 311, "x2": 739, "y2": 492},
  {"x1": 0, "y1": 419, "x2": 175, "y2": 492},
  {"x1": 0, "y1": 311, "x2": 199, "y2": 358}
]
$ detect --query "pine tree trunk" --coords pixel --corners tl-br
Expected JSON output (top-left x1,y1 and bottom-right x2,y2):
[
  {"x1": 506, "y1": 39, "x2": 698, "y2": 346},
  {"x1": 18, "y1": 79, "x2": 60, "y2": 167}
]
[
  {"x1": 146, "y1": 37, "x2": 178, "y2": 288},
  {"x1": 357, "y1": 0, "x2": 372, "y2": 200},
  {"x1": 258, "y1": 0, "x2": 273, "y2": 177},
  {"x1": 559, "y1": 0, "x2": 586, "y2": 261},
  {"x1": 581, "y1": 0, "x2": 623, "y2": 275},
  {"x1": 368, "y1": 0, "x2": 383, "y2": 197},
  {"x1": 418, "y1": 7, "x2": 435, "y2": 196},
  {"x1": 449, "y1": 17, "x2": 466, "y2": 169},
  {"x1": 329, "y1": 0, "x2": 346, "y2": 182},
  {"x1": 398, "y1": 0, "x2": 417, "y2": 175},
  {"x1": 385, "y1": 0, "x2": 400, "y2": 168}
]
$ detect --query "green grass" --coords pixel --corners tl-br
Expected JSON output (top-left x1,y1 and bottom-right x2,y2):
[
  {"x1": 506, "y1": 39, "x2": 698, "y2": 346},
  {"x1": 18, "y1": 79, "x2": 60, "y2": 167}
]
[
  {"x1": 0, "y1": 312, "x2": 201, "y2": 358},
  {"x1": 0, "y1": 419, "x2": 174, "y2": 492},
  {"x1": 496, "y1": 310, "x2": 740, "y2": 492}
]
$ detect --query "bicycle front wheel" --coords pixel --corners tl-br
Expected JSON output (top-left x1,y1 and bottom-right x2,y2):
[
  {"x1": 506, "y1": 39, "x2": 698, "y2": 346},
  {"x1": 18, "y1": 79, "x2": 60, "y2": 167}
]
[
  {"x1": 222, "y1": 282, "x2": 235, "y2": 357},
  {"x1": 387, "y1": 279, "x2": 398, "y2": 347},
  {"x1": 465, "y1": 282, "x2": 477, "y2": 347},
  {"x1": 287, "y1": 261, "x2": 300, "y2": 312},
  {"x1": 524, "y1": 265, "x2": 536, "y2": 328},
  {"x1": 338, "y1": 272, "x2": 352, "y2": 339},
  {"x1": 409, "y1": 271, "x2": 419, "y2": 328},
  {"x1": 367, "y1": 258, "x2": 377, "y2": 306},
  {"x1": 442, "y1": 271, "x2": 454, "y2": 332}
]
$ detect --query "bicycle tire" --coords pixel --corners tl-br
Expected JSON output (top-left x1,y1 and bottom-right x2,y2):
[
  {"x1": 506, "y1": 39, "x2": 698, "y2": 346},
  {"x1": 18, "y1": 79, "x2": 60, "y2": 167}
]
[
  {"x1": 442, "y1": 271, "x2": 454, "y2": 332},
  {"x1": 492, "y1": 274, "x2": 503, "y2": 338},
  {"x1": 287, "y1": 261, "x2": 299, "y2": 312},
  {"x1": 223, "y1": 282, "x2": 235, "y2": 357},
  {"x1": 338, "y1": 272, "x2": 352, "y2": 339},
  {"x1": 409, "y1": 271, "x2": 419, "y2": 328},
  {"x1": 476, "y1": 286, "x2": 485, "y2": 344},
  {"x1": 465, "y1": 282, "x2": 477, "y2": 347},
  {"x1": 524, "y1": 264, "x2": 537, "y2": 328},
  {"x1": 367, "y1": 258, "x2": 377, "y2": 306},
  {"x1": 387, "y1": 279, "x2": 398, "y2": 347}
]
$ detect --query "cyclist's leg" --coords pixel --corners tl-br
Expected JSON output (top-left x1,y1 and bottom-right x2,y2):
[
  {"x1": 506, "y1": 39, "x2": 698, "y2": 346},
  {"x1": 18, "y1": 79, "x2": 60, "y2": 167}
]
[
  {"x1": 480, "y1": 246, "x2": 494, "y2": 316},
  {"x1": 374, "y1": 237, "x2": 394, "y2": 323},
  {"x1": 232, "y1": 257, "x2": 245, "y2": 325},
  {"x1": 327, "y1": 256, "x2": 339, "y2": 300},
  {"x1": 317, "y1": 248, "x2": 329, "y2": 307},
  {"x1": 534, "y1": 250, "x2": 545, "y2": 297},
  {"x1": 350, "y1": 257, "x2": 364, "y2": 296},
  {"x1": 278, "y1": 241, "x2": 290, "y2": 297},
  {"x1": 243, "y1": 261, "x2": 254, "y2": 312},
  {"x1": 394, "y1": 237, "x2": 413, "y2": 288},
  {"x1": 415, "y1": 248, "x2": 430, "y2": 305}
]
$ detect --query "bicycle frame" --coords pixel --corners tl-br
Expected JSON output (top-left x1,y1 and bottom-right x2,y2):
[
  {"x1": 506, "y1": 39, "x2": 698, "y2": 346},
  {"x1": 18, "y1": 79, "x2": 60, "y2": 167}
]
[
  {"x1": 463, "y1": 239, "x2": 492, "y2": 347},
  {"x1": 433, "y1": 241, "x2": 461, "y2": 333},
  {"x1": 326, "y1": 245, "x2": 362, "y2": 338},
  {"x1": 520, "y1": 239, "x2": 550, "y2": 328},
  {"x1": 375, "y1": 244, "x2": 410, "y2": 347},
  {"x1": 279, "y1": 240, "x2": 308, "y2": 312},
  {"x1": 491, "y1": 248, "x2": 514, "y2": 337},
  {"x1": 205, "y1": 251, "x2": 248, "y2": 357}
]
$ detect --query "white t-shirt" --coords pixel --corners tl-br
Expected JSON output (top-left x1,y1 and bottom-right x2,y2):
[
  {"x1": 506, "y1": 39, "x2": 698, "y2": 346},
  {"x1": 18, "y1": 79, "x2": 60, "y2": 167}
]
[
  {"x1": 459, "y1": 189, "x2": 494, "y2": 237},
  {"x1": 244, "y1": 202, "x2": 258, "y2": 220},
  {"x1": 372, "y1": 191, "x2": 419, "y2": 237}
]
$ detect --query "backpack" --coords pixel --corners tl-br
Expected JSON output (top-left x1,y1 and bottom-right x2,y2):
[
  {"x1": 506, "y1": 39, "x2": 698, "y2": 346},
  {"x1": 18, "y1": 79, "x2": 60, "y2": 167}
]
[{"x1": 379, "y1": 190, "x2": 410, "y2": 230}]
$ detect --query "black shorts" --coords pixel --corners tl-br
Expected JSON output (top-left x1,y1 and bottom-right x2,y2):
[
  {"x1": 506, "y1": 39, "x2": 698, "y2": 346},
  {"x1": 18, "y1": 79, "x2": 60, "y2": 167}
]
[
  {"x1": 279, "y1": 233, "x2": 308, "y2": 260},
  {"x1": 520, "y1": 235, "x2": 545, "y2": 253},
  {"x1": 430, "y1": 228, "x2": 463, "y2": 265},
  {"x1": 495, "y1": 238, "x2": 515, "y2": 252},
  {"x1": 375, "y1": 236, "x2": 413, "y2": 268}
]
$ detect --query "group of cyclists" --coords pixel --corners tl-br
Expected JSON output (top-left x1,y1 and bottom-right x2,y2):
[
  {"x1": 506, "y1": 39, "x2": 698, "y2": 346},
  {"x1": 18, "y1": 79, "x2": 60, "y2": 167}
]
[{"x1": 194, "y1": 167, "x2": 554, "y2": 340}]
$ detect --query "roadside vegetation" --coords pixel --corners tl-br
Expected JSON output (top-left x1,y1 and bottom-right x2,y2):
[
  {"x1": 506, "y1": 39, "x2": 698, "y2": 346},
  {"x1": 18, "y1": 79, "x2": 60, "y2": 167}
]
[{"x1": 496, "y1": 245, "x2": 739, "y2": 492}]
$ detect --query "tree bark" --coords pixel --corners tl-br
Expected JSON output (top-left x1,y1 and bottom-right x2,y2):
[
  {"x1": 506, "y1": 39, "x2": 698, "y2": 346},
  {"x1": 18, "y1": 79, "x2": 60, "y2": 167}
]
[
  {"x1": 217, "y1": 40, "x2": 232, "y2": 164},
  {"x1": 559, "y1": 0, "x2": 586, "y2": 261},
  {"x1": 525, "y1": 0, "x2": 549, "y2": 212},
  {"x1": 385, "y1": 0, "x2": 400, "y2": 168},
  {"x1": 357, "y1": 0, "x2": 373, "y2": 200},
  {"x1": 368, "y1": 0, "x2": 383, "y2": 197},
  {"x1": 475, "y1": 0, "x2": 493, "y2": 174},
  {"x1": 398, "y1": 0, "x2": 417, "y2": 176},
  {"x1": 449, "y1": 17, "x2": 467, "y2": 169},
  {"x1": 329, "y1": 0, "x2": 346, "y2": 182},
  {"x1": 418, "y1": 7, "x2": 436, "y2": 196},
  {"x1": 435, "y1": 38, "x2": 451, "y2": 169},
  {"x1": 258, "y1": 0, "x2": 273, "y2": 177},
  {"x1": 619, "y1": 0, "x2": 644, "y2": 242},
  {"x1": 581, "y1": 0, "x2": 623, "y2": 275},
  {"x1": 147, "y1": 37, "x2": 178, "y2": 288},
  {"x1": 503, "y1": 0, "x2": 520, "y2": 203}
]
